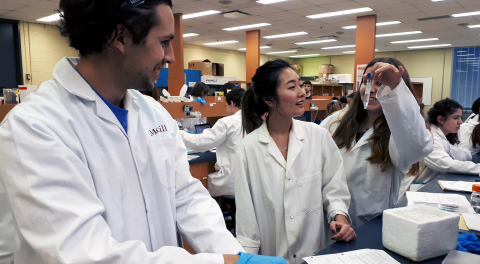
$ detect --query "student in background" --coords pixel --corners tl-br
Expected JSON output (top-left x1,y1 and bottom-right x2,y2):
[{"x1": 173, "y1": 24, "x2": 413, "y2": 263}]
[
  {"x1": 177, "y1": 82, "x2": 209, "y2": 132},
  {"x1": 234, "y1": 59, "x2": 354, "y2": 264},
  {"x1": 320, "y1": 58, "x2": 433, "y2": 228},
  {"x1": 346, "y1": 92, "x2": 355, "y2": 109},
  {"x1": 402, "y1": 98, "x2": 480, "y2": 193},
  {"x1": 180, "y1": 88, "x2": 245, "y2": 197},
  {"x1": 338, "y1": 96, "x2": 348, "y2": 108},
  {"x1": 459, "y1": 97, "x2": 480, "y2": 154},
  {"x1": 326, "y1": 101, "x2": 343, "y2": 116},
  {"x1": 301, "y1": 80, "x2": 313, "y2": 122}
]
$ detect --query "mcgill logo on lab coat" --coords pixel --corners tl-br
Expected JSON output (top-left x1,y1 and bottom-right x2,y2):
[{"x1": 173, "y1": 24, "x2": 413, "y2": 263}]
[{"x1": 150, "y1": 125, "x2": 168, "y2": 136}]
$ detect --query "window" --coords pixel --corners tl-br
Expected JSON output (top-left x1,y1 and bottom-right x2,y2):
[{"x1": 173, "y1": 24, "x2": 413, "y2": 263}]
[{"x1": 450, "y1": 47, "x2": 480, "y2": 110}]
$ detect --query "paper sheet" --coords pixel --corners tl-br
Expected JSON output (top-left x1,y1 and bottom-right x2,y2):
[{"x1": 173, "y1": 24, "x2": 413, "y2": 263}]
[
  {"x1": 187, "y1": 155, "x2": 199, "y2": 161},
  {"x1": 462, "y1": 213, "x2": 480, "y2": 232},
  {"x1": 406, "y1": 192, "x2": 475, "y2": 214},
  {"x1": 438, "y1": 181, "x2": 476, "y2": 192},
  {"x1": 303, "y1": 249, "x2": 400, "y2": 264}
]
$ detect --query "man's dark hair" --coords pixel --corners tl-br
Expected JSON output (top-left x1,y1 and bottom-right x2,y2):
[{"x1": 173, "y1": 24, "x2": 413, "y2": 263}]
[
  {"x1": 226, "y1": 88, "x2": 245, "y2": 109},
  {"x1": 58, "y1": 0, "x2": 173, "y2": 56},
  {"x1": 339, "y1": 96, "x2": 347, "y2": 104},
  {"x1": 302, "y1": 80, "x2": 312, "y2": 86}
]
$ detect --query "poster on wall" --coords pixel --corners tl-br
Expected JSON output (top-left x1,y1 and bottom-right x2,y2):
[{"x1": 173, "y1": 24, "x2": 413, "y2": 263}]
[{"x1": 356, "y1": 64, "x2": 367, "y2": 89}]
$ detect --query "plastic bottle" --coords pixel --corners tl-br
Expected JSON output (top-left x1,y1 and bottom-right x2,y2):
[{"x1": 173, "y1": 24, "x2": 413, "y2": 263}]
[{"x1": 471, "y1": 184, "x2": 480, "y2": 213}]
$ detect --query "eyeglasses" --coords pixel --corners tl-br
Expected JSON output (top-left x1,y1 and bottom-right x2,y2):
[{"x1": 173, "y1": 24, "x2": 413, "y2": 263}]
[{"x1": 121, "y1": 0, "x2": 145, "y2": 9}]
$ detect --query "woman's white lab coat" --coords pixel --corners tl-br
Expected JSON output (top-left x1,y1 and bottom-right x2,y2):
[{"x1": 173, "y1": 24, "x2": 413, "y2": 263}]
[
  {"x1": 234, "y1": 120, "x2": 351, "y2": 264},
  {"x1": 0, "y1": 57, "x2": 243, "y2": 264},
  {"x1": 180, "y1": 111, "x2": 243, "y2": 196},
  {"x1": 459, "y1": 115, "x2": 480, "y2": 155},
  {"x1": 406, "y1": 124, "x2": 480, "y2": 185},
  {"x1": 321, "y1": 80, "x2": 433, "y2": 228}
]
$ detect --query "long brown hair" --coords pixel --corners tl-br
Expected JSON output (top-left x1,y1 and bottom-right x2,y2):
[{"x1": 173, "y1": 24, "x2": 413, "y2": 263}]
[
  {"x1": 327, "y1": 101, "x2": 342, "y2": 116},
  {"x1": 332, "y1": 57, "x2": 420, "y2": 174}
]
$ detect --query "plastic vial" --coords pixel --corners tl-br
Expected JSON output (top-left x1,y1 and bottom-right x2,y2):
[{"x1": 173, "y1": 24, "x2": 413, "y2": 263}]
[
  {"x1": 471, "y1": 184, "x2": 480, "y2": 213},
  {"x1": 363, "y1": 73, "x2": 372, "y2": 109}
]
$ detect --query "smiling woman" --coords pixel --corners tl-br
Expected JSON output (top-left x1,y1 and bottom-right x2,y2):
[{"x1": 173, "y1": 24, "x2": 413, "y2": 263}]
[{"x1": 235, "y1": 59, "x2": 355, "y2": 263}]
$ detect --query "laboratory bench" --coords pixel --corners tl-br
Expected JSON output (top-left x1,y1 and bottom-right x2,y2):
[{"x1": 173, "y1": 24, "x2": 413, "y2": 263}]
[
  {"x1": 187, "y1": 150, "x2": 217, "y2": 190},
  {"x1": 304, "y1": 172, "x2": 479, "y2": 264}
]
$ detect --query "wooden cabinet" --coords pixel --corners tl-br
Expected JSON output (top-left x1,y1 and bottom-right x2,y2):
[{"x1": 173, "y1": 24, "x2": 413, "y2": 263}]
[
  {"x1": 188, "y1": 161, "x2": 216, "y2": 189},
  {"x1": 312, "y1": 84, "x2": 343, "y2": 97},
  {"x1": 412, "y1": 82, "x2": 423, "y2": 104}
]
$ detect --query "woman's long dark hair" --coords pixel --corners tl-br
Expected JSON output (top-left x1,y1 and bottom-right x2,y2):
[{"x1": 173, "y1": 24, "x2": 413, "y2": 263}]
[
  {"x1": 471, "y1": 97, "x2": 480, "y2": 148},
  {"x1": 427, "y1": 98, "x2": 463, "y2": 145},
  {"x1": 241, "y1": 59, "x2": 294, "y2": 134},
  {"x1": 331, "y1": 57, "x2": 420, "y2": 174}
]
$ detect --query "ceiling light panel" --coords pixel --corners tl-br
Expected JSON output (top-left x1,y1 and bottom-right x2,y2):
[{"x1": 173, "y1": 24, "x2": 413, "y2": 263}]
[
  {"x1": 295, "y1": 39, "x2": 337, "y2": 45},
  {"x1": 376, "y1": 31, "x2": 422, "y2": 38},
  {"x1": 264, "y1": 31, "x2": 308, "y2": 39},
  {"x1": 321, "y1": 45, "x2": 356, "y2": 50},
  {"x1": 343, "y1": 49, "x2": 379, "y2": 54},
  {"x1": 452, "y1": 11, "x2": 480, "y2": 17},
  {"x1": 307, "y1": 7, "x2": 372, "y2": 19},
  {"x1": 391, "y1": 38, "x2": 438, "y2": 44},
  {"x1": 183, "y1": 33, "x2": 199, "y2": 38},
  {"x1": 266, "y1": 50, "x2": 297, "y2": 54},
  {"x1": 342, "y1": 21, "x2": 401, "y2": 29},
  {"x1": 37, "y1": 14, "x2": 61, "y2": 22},
  {"x1": 468, "y1": 24, "x2": 480, "y2": 28},
  {"x1": 204, "y1": 40, "x2": 239, "y2": 46},
  {"x1": 407, "y1": 44, "x2": 451, "y2": 49},
  {"x1": 290, "y1": 54, "x2": 320, "y2": 58},
  {"x1": 183, "y1": 10, "x2": 221, "y2": 20},
  {"x1": 223, "y1": 23, "x2": 271, "y2": 31},
  {"x1": 237, "y1": 46, "x2": 272, "y2": 51},
  {"x1": 257, "y1": 0, "x2": 289, "y2": 4}
]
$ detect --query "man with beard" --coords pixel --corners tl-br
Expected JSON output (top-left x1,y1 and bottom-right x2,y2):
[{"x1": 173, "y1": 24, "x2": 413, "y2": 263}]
[{"x1": 0, "y1": 0, "x2": 287, "y2": 263}]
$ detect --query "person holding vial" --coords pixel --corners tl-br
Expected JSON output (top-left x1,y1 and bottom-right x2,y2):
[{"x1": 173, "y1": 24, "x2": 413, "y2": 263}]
[{"x1": 320, "y1": 58, "x2": 433, "y2": 228}]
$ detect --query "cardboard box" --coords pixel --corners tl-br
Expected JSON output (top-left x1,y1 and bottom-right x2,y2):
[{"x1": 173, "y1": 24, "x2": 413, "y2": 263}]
[
  {"x1": 188, "y1": 60, "x2": 224, "y2": 76},
  {"x1": 291, "y1": 64, "x2": 303, "y2": 76},
  {"x1": 212, "y1": 63, "x2": 224, "y2": 76},
  {"x1": 319, "y1": 64, "x2": 334, "y2": 74},
  {"x1": 188, "y1": 60, "x2": 212, "y2": 76}
]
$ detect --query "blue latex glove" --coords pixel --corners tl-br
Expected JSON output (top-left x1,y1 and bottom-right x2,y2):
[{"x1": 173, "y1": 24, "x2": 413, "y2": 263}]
[
  {"x1": 192, "y1": 98, "x2": 207, "y2": 104},
  {"x1": 236, "y1": 252, "x2": 288, "y2": 264},
  {"x1": 456, "y1": 233, "x2": 480, "y2": 254},
  {"x1": 188, "y1": 130, "x2": 196, "y2": 134}
]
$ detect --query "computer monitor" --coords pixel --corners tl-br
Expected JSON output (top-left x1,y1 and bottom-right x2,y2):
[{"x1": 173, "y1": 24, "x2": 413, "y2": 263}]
[{"x1": 194, "y1": 123, "x2": 211, "y2": 134}]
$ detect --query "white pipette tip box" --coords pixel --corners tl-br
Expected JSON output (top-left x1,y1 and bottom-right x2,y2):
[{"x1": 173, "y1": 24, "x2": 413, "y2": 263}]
[{"x1": 382, "y1": 205, "x2": 459, "y2": 262}]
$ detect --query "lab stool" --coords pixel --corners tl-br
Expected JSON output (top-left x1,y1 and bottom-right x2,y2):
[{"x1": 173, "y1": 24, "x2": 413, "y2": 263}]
[{"x1": 217, "y1": 195, "x2": 236, "y2": 236}]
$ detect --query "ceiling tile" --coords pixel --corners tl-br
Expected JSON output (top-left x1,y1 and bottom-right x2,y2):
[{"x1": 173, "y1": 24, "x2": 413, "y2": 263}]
[
  {"x1": 29, "y1": 1, "x2": 59, "y2": 9},
  {"x1": 0, "y1": 2, "x2": 26, "y2": 10},
  {"x1": 172, "y1": 0, "x2": 197, "y2": 5},
  {"x1": 200, "y1": 0, "x2": 251, "y2": 6},
  {"x1": 319, "y1": 1, "x2": 367, "y2": 12},
  {"x1": 355, "y1": 0, "x2": 399, "y2": 6},
  {"x1": 302, "y1": 0, "x2": 350, "y2": 5},
  {"x1": 15, "y1": 5, "x2": 56, "y2": 14},
  {"x1": 175, "y1": 1, "x2": 225, "y2": 11},
  {"x1": 388, "y1": 11, "x2": 430, "y2": 21},
  {"x1": 262, "y1": 11, "x2": 301, "y2": 21},
  {"x1": 239, "y1": 5, "x2": 283, "y2": 15},
  {"x1": 267, "y1": 0, "x2": 315, "y2": 11}
]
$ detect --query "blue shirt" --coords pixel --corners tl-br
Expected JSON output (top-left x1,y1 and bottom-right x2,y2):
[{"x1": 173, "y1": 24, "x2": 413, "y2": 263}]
[
  {"x1": 93, "y1": 89, "x2": 129, "y2": 134},
  {"x1": 74, "y1": 68, "x2": 129, "y2": 133}
]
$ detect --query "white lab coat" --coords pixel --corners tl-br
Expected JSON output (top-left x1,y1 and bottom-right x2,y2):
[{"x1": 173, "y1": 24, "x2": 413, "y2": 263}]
[
  {"x1": 403, "y1": 124, "x2": 480, "y2": 187},
  {"x1": 0, "y1": 57, "x2": 244, "y2": 264},
  {"x1": 0, "y1": 183, "x2": 13, "y2": 264},
  {"x1": 234, "y1": 120, "x2": 351, "y2": 264},
  {"x1": 180, "y1": 111, "x2": 243, "y2": 196},
  {"x1": 321, "y1": 80, "x2": 433, "y2": 228},
  {"x1": 459, "y1": 115, "x2": 480, "y2": 155}
]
